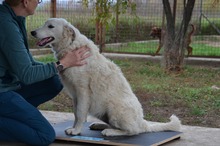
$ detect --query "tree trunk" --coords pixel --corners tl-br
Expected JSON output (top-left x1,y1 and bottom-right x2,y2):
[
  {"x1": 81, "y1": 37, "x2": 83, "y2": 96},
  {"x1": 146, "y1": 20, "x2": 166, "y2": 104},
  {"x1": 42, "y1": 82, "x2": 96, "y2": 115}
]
[
  {"x1": 162, "y1": 0, "x2": 195, "y2": 73},
  {"x1": 95, "y1": 1, "x2": 106, "y2": 53}
]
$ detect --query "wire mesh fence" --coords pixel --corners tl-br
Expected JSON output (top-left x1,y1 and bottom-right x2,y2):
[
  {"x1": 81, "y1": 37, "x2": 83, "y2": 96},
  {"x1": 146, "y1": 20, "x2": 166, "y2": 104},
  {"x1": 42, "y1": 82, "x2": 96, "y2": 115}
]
[{"x1": 24, "y1": 0, "x2": 220, "y2": 57}]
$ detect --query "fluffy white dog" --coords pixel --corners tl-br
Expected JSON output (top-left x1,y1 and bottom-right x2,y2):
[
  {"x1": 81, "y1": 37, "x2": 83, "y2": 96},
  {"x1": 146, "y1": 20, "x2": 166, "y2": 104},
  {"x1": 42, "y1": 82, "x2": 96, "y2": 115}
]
[{"x1": 31, "y1": 18, "x2": 181, "y2": 136}]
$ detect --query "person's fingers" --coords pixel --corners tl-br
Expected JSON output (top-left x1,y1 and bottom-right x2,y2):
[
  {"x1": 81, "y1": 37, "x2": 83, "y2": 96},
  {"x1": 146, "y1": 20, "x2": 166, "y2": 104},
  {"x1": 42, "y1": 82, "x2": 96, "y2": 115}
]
[
  {"x1": 78, "y1": 47, "x2": 90, "y2": 55},
  {"x1": 68, "y1": 47, "x2": 90, "y2": 65},
  {"x1": 80, "y1": 53, "x2": 91, "y2": 60},
  {"x1": 77, "y1": 47, "x2": 90, "y2": 59},
  {"x1": 70, "y1": 47, "x2": 89, "y2": 58},
  {"x1": 75, "y1": 60, "x2": 87, "y2": 66},
  {"x1": 79, "y1": 60, "x2": 87, "y2": 65},
  {"x1": 71, "y1": 48, "x2": 78, "y2": 52}
]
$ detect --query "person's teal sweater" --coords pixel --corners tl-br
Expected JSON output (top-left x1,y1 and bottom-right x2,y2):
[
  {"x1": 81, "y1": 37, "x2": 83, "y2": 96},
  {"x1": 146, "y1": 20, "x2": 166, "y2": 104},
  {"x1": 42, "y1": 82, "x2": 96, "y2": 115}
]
[{"x1": 0, "y1": 2, "x2": 57, "y2": 93}]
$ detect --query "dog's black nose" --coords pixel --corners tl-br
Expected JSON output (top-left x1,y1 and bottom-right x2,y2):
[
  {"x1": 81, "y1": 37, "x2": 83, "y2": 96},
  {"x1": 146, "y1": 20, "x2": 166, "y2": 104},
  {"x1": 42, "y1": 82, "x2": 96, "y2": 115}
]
[{"x1": 31, "y1": 31, "x2": 37, "y2": 36}]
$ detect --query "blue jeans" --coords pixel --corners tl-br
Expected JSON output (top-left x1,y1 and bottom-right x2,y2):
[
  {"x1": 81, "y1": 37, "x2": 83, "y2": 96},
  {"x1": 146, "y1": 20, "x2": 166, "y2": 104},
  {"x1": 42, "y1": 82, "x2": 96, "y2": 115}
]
[{"x1": 0, "y1": 75, "x2": 63, "y2": 146}]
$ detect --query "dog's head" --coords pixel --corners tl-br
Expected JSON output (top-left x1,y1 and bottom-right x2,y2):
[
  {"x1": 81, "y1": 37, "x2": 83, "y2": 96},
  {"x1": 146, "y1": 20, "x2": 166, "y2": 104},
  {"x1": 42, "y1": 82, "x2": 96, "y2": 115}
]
[
  {"x1": 31, "y1": 18, "x2": 76, "y2": 48},
  {"x1": 149, "y1": 27, "x2": 162, "y2": 38}
]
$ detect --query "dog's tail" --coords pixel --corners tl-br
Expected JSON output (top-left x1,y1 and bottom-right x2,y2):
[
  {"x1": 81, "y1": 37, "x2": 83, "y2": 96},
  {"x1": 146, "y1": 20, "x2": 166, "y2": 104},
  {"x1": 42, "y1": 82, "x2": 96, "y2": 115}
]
[{"x1": 144, "y1": 115, "x2": 181, "y2": 132}]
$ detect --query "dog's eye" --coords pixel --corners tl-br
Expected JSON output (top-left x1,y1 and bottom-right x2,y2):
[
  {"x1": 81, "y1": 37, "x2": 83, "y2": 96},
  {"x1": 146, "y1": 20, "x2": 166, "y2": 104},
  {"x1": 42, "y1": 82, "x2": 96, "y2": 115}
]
[{"x1": 48, "y1": 25, "x2": 54, "y2": 29}]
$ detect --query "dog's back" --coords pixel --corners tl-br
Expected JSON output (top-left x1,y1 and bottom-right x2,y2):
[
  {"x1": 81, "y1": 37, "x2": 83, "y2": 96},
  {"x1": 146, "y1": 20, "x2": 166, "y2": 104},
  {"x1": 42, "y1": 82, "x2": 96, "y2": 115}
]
[{"x1": 61, "y1": 34, "x2": 144, "y2": 117}]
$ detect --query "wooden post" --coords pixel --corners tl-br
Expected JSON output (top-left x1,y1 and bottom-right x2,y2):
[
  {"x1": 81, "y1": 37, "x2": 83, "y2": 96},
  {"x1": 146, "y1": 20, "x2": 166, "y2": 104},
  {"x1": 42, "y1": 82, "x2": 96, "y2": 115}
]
[{"x1": 51, "y1": 0, "x2": 56, "y2": 18}]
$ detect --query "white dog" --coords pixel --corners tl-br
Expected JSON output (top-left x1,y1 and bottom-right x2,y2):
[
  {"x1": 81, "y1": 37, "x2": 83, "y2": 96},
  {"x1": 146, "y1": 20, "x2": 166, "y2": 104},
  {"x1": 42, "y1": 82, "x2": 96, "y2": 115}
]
[{"x1": 31, "y1": 18, "x2": 181, "y2": 136}]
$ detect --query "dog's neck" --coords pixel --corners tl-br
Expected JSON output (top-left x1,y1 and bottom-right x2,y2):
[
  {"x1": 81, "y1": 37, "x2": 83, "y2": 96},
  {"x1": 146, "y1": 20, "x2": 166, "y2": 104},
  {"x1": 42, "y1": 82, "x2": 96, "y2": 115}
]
[
  {"x1": 52, "y1": 44, "x2": 68, "y2": 60},
  {"x1": 51, "y1": 37, "x2": 74, "y2": 60}
]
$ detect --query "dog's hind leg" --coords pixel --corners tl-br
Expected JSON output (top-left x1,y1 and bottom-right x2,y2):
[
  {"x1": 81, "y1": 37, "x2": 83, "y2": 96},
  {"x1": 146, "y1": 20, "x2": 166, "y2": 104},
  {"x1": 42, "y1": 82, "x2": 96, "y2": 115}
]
[
  {"x1": 102, "y1": 129, "x2": 128, "y2": 136},
  {"x1": 101, "y1": 118, "x2": 141, "y2": 136},
  {"x1": 101, "y1": 128, "x2": 132, "y2": 136},
  {"x1": 89, "y1": 113, "x2": 111, "y2": 130},
  {"x1": 154, "y1": 43, "x2": 162, "y2": 56},
  {"x1": 65, "y1": 87, "x2": 91, "y2": 135}
]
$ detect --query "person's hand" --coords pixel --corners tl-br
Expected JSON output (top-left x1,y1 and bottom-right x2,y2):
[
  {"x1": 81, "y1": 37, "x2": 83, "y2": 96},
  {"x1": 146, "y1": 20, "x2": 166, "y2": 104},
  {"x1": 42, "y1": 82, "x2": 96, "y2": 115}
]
[{"x1": 59, "y1": 46, "x2": 91, "y2": 69}]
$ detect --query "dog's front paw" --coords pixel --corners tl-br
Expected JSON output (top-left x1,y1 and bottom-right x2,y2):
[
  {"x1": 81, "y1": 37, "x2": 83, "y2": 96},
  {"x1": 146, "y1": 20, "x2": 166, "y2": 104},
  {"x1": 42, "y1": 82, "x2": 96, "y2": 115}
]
[{"x1": 65, "y1": 127, "x2": 81, "y2": 135}]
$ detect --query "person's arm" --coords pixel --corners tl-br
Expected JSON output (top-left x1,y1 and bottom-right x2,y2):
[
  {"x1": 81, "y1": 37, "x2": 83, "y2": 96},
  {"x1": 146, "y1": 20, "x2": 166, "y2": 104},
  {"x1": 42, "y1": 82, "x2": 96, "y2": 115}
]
[
  {"x1": 1, "y1": 22, "x2": 57, "y2": 85},
  {"x1": 1, "y1": 21, "x2": 90, "y2": 85},
  {"x1": 30, "y1": 55, "x2": 44, "y2": 65}
]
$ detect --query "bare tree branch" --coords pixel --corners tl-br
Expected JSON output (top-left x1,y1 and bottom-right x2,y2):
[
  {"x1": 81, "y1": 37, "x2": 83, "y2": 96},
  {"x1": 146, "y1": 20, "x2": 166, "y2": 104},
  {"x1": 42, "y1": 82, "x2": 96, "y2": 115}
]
[{"x1": 162, "y1": 0, "x2": 175, "y2": 38}]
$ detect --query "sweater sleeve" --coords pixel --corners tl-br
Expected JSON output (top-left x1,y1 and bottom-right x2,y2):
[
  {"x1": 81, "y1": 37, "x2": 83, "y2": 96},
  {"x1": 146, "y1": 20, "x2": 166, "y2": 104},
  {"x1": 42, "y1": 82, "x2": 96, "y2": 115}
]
[{"x1": 1, "y1": 21, "x2": 58, "y2": 85}]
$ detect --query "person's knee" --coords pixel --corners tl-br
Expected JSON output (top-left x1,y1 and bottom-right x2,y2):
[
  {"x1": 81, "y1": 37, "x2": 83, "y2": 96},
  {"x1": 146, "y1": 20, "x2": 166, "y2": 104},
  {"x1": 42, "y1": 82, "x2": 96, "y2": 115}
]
[
  {"x1": 50, "y1": 75, "x2": 63, "y2": 94},
  {"x1": 34, "y1": 127, "x2": 56, "y2": 146},
  {"x1": 43, "y1": 75, "x2": 63, "y2": 103},
  {"x1": 43, "y1": 128, "x2": 56, "y2": 146}
]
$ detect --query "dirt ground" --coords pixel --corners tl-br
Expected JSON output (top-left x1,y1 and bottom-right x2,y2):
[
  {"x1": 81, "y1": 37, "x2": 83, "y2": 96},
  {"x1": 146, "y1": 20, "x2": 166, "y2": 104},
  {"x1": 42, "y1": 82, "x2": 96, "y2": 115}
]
[
  {"x1": 136, "y1": 90, "x2": 220, "y2": 128},
  {"x1": 43, "y1": 90, "x2": 220, "y2": 129}
]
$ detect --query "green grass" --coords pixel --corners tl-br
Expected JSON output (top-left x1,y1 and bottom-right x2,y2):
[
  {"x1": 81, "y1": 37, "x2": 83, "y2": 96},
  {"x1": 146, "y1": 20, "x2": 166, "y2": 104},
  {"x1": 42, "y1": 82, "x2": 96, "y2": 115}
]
[
  {"x1": 36, "y1": 55, "x2": 220, "y2": 111},
  {"x1": 104, "y1": 38, "x2": 220, "y2": 56},
  {"x1": 191, "y1": 43, "x2": 220, "y2": 56},
  {"x1": 105, "y1": 41, "x2": 157, "y2": 54},
  {"x1": 35, "y1": 54, "x2": 220, "y2": 127},
  {"x1": 35, "y1": 54, "x2": 56, "y2": 62}
]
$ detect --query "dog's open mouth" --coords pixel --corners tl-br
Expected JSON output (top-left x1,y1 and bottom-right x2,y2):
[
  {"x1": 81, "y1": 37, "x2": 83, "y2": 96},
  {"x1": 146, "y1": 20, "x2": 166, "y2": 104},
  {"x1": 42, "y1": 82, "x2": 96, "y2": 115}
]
[{"x1": 37, "y1": 37, "x2": 55, "y2": 46}]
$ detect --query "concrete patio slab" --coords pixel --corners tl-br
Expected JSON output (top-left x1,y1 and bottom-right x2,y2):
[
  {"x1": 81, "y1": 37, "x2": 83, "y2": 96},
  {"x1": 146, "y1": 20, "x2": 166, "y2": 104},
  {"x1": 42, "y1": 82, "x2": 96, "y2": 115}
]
[{"x1": 2, "y1": 111, "x2": 219, "y2": 146}]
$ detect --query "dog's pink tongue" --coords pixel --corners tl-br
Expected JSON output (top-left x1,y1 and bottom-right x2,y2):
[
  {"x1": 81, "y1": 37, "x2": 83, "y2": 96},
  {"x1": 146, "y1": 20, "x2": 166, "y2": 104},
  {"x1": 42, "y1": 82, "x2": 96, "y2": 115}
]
[{"x1": 37, "y1": 37, "x2": 51, "y2": 46}]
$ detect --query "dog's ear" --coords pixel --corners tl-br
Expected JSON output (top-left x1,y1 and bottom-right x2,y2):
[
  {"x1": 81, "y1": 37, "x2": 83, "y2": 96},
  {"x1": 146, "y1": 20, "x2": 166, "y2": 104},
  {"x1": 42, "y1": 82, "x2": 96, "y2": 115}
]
[{"x1": 63, "y1": 26, "x2": 76, "y2": 42}]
